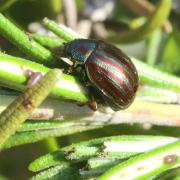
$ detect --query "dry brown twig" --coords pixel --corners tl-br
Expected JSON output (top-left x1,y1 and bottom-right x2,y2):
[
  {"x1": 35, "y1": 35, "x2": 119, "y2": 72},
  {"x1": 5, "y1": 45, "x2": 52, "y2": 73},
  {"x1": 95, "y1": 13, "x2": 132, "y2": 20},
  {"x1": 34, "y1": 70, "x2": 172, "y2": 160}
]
[
  {"x1": 62, "y1": 0, "x2": 77, "y2": 30},
  {"x1": 1, "y1": 95, "x2": 180, "y2": 127}
]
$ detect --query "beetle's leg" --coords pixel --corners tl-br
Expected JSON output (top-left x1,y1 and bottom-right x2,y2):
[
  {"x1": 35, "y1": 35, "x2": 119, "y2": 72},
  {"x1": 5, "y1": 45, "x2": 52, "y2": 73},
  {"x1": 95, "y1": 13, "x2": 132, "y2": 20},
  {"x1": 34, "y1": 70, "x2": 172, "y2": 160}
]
[
  {"x1": 85, "y1": 86, "x2": 99, "y2": 111},
  {"x1": 24, "y1": 69, "x2": 43, "y2": 88},
  {"x1": 77, "y1": 99, "x2": 97, "y2": 110},
  {"x1": 88, "y1": 98, "x2": 98, "y2": 111},
  {"x1": 63, "y1": 61, "x2": 80, "y2": 74},
  {"x1": 75, "y1": 65, "x2": 90, "y2": 86},
  {"x1": 63, "y1": 66, "x2": 74, "y2": 74}
]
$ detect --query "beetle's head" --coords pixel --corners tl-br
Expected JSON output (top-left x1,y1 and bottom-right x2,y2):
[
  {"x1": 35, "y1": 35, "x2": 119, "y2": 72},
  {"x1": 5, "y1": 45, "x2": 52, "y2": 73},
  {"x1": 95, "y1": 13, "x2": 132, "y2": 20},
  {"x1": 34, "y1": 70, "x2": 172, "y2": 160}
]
[{"x1": 64, "y1": 39, "x2": 97, "y2": 63}]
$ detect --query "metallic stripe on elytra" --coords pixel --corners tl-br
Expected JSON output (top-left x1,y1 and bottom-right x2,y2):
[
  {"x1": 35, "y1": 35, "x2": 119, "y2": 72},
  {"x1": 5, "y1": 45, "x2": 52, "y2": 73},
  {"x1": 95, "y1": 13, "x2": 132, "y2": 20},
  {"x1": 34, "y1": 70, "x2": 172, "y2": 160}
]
[
  {"x1": 89, "y1": 56, "x2": 134, "y2": 93},
  {"x1": 86, "y1": 62, "x2": 131, "y2": 102},
  {"x1": 87, "y1": 68, "x2": 128, "y2": 104},
  {"x1": 99, "y1": 69, "x2": 131, "y2": 104},
  {"x1": 95, "y1": 50, "x2": 137, "y2": 84}
]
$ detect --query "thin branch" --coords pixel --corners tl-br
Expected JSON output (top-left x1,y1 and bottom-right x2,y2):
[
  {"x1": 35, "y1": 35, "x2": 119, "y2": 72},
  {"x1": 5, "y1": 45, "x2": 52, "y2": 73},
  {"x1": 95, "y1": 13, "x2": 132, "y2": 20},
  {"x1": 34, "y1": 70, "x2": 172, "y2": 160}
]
[
  {"x1": 1, "y1": 95, "x2": 180, "y2": 127},
  {"x1": 0, "y1": 0, "x2": 17, "y2": 11},
  {"x1": 109, "y1": 0, "x2": 172, "y2": 43},
  {"x1": 146, "y1": 29, "x2": 162, "y2": 65},
  {"x1": 120, "y1": 0, "x2": 172, "y2": 33},
  {"x1": 0, "y1": 69, "x2": 61, "y2": 148}
]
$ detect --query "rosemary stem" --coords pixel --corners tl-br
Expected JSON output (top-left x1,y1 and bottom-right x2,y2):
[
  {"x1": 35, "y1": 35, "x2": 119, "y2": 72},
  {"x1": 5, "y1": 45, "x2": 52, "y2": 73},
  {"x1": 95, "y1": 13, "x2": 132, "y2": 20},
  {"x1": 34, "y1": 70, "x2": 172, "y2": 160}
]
[
  {"x1": 0, "y1": 13, "x2": 65, "y2": 67},
  {"x1": 0, "y1": 69, "x2": 61, "y2": 148}
]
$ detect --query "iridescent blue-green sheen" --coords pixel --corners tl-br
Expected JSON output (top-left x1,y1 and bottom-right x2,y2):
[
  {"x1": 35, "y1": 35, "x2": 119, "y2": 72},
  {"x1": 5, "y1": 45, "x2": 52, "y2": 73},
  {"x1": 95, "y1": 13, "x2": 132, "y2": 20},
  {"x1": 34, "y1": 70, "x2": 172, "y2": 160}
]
[{"x1": 64, "y1": 39, "x2": 97, "y2": 63}]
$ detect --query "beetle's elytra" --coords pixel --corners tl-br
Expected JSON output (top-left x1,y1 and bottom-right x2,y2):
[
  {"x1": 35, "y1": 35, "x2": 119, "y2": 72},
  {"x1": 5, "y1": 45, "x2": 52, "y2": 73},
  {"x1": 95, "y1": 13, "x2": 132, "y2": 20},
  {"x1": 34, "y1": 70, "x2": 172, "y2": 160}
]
[{"x1": 62, "y1": 39, "x2": 139, "y2": 111}]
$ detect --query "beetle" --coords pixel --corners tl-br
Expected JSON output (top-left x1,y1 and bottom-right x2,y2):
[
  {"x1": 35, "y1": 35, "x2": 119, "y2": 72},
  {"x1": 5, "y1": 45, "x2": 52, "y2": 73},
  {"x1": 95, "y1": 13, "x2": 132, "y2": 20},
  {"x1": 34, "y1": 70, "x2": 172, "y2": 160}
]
[{"x1": 60, "y1": 39, "x2": 139, "y2": 111}]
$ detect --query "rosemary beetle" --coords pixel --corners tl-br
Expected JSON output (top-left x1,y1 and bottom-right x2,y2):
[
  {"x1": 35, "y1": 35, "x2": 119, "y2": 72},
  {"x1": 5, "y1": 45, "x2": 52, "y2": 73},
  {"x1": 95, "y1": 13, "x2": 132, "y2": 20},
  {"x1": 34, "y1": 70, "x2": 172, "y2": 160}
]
[{"x1": 61, "y1": 39, "x2": 139, "y2": 111}]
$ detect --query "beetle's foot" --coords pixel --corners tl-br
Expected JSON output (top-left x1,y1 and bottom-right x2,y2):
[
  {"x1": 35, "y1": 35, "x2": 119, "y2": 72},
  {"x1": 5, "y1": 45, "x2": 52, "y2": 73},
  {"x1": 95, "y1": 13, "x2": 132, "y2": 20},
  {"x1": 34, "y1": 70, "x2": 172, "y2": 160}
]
[
  {"x1": 24, "y1": 70, "x2": 43, "y2": 88},
  {"x1": 88, "y1": 99, "x2": 98, "y2": 111},
  {"x1": 63, "y1": 66, "x2": 75, "y2": 74}
]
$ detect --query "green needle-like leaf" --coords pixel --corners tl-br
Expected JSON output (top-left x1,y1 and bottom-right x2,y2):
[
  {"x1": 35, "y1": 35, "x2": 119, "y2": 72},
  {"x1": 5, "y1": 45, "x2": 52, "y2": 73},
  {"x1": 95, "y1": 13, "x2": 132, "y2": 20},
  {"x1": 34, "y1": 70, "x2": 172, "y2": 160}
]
[
  {"x1": 29, "y1": 135, "x2": 178, "y2": 172},
  {"x1": 0, "y1": 52, "x2": 89, "y2": 103},
  {"x1": 99, "y1": 140, "x2": 180, "y2": 180},
  {"x1": 0, "y1": 13, "x2": 65, "y2": 67}
]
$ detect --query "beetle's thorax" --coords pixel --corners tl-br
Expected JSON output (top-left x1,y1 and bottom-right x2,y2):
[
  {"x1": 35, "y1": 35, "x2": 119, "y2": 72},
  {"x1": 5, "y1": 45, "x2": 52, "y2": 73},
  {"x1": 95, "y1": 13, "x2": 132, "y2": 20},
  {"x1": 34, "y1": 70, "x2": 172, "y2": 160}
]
[{"x1": 64, "y1": 39, "x2": 97, "y2": 63}]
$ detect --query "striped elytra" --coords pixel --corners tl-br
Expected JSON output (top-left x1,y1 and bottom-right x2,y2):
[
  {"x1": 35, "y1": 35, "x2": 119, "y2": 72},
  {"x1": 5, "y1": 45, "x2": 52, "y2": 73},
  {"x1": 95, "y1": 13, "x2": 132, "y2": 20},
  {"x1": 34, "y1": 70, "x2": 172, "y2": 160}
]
[{"x1": 63, "y1": 39, "x2": 139, "y2": 111}]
